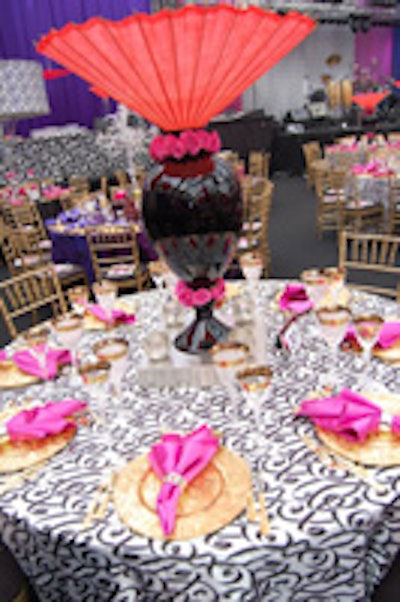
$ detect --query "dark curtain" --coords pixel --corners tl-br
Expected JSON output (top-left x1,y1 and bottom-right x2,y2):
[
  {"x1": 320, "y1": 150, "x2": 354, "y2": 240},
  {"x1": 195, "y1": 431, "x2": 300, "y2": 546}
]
[
  {"x1": 0, "y1": 0, "x2": 150, "y2": 136},
  {"x1": 393, "y1": 26, "x2": 400, "y2": 80}
]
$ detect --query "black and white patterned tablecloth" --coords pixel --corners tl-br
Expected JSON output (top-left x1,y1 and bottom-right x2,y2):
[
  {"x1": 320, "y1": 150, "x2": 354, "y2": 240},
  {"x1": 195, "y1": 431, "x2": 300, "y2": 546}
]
[{"x1": 0, "y1": 281, "x2": 399, "y2": 602}]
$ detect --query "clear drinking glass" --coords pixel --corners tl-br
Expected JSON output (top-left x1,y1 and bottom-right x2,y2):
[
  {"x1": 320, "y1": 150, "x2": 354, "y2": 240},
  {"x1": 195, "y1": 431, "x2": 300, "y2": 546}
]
[
  {"x1": 323, "y1": 266, "x2": 347, "y2": 307},
  {"x1": 93, "y1": 337, "x2": 129, "y2": 398},
  {"x1": 210, "y1": 341, "x2": 250, "y2": 422},
  {"x1": 236, "y1": 365, "x2": 273, "y2": 439},
  {"x1": 353, "y1": 314, "x2": 384, "y2": 368},
  {"x1": 23, "y1": 325, "x2": 51, "y2": 378},
  {"x1": 68, "y1": 285, "x2": 90, "y2": 315},
  {"x1": 316, "y1": 306, "x2": 352, "y2": 391},
  {"x1": 239, "y1": 251, "x2": 263, "y2": 298},
  {"x1": 92, "y1": 281, "x2": 117, "y2": 323},
  {"x1": 52, "y1": 313, "x2": 83, "y2": 385},
  {"x1": 300, "y1": 268, "x2": 329, "y2": 309}
]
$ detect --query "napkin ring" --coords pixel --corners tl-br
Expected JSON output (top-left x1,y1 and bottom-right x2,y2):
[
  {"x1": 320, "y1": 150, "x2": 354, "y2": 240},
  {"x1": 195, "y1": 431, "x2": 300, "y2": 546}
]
[{"x1": 164, "y1": 472, "x2": 187, "y2": 490}]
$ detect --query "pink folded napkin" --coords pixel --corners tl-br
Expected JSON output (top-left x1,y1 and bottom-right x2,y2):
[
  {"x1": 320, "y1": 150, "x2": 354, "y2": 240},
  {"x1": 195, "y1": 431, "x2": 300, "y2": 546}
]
[
  {"x1": 297, "y1": 388, "x2": 400, "y2": 442},
  {"x1": 279, "y1": 284, "x2": 313, "y2": 315},
  {"x1": 88, "y1": 304, "x2": 136, "y2": 325},
  {"x1": 12, "y1": 346, "x2": 72, "y2": 380},
  {"x1": 6, "y1": 399, "x2": 87, "y2": 442},
  {"x1": 148, "y1": 425, "x2": 219, "y2": 536},
  {"x1": 0, "y1": 350, "x2": 7, "y2": 361}
]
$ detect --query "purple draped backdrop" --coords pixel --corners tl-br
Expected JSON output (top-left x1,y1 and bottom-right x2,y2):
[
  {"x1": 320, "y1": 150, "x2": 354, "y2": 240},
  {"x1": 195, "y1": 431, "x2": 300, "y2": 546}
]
[
  {"x1": 0, "y1": 0, "x2": 150, "y2": 136},
  {"x1": 355, "y1": 27, "x2": 393, "y2": 88}
]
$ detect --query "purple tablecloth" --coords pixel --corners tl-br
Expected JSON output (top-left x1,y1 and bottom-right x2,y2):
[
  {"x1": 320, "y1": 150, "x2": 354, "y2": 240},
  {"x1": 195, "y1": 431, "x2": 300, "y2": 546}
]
[{"x1": 46, "y1": 222, "x2": 158, "y2": 283}]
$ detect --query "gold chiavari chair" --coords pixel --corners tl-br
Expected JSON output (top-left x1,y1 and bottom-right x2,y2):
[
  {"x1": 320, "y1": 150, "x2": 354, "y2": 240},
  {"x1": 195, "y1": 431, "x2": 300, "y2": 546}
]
[
  {"x1": 0, "y1": 265, "x2": 68, "y2": 340},
  {"x1": 115, "y1": 170, "x2": 129, "y2": 188},
  {"x1": 2, "y1": 198, "x2": 52, "y2": 251},
  {"x1": 85, "y1": 223, "x2": 151, "y2": 293},
  {"x1": 388, "y1": 178, "x2": 400, "y2": 234},
  {"x1": 302, "y1": 141, "x2": 322, "y2": 189},
  {"x1": 339, "y1": 230, "x2": 400, "y2": 298},
  {"x1": 314, "y1": 162, "x2": 342, "y2": 238},
  {"x1": 238, "y1": 179, "x2": 274, "y2": 277},
  {"x1": 68, "y1": 174, "x2": 90, "y2": 195},
  {"x1": 248, "y1": 151, "x2": 264, "y2": 177},
  {"x1": 1, "y1": 227, "x2": 50, "y2": 276}
]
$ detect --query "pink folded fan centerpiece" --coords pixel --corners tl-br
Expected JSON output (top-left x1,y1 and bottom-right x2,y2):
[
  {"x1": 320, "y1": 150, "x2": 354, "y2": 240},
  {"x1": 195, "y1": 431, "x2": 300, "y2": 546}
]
[
  {"x1": 297, "y1": 388, "x2": 400, "y2": 443},
  {"x1": 88, "y1": 304, "x2": 136, "y2": 326},
  {"x1": 279, "y1": 284, "x2": 313, "y2": 315},
  {"x1": 148, "y1": 424, "x2": 219, "y2": 536},
  {"x1": 12, "y1": 346, "x2": 72, "y2": 380},
  {"x1": 4, "y1": 399, "x2": 87, "y2": 442}
]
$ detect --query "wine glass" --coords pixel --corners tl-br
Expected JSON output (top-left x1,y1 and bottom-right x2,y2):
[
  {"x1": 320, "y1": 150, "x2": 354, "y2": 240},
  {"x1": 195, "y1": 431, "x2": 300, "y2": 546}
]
[
  {"x1": 353, "y1": 313, "x2": 384, "y2": 374},
  {"x1": 52, "y1": 313, "x2": 83, "y2": 386},
  {"x1": 315, "y1": 306, "x2": 352, "y2": 391},
  {"x1": 23, "y1": 325, "x2": 51, "y2": 379},
  {"x1": 236, "y1": 365, "x2": 273, "y2": 446},
  {"x1": 239, "y1": 251, "x2": 263, "y2": 299},
  {"x1": 68, "y1": 285, "x2": 90, "y2": 315},
  {"x1": 210, "y1": 341, "x2": 250, "y2": 423},
  {"x1": 92, "y1": 280, "x2": 117, "y2": 324},
  {"x1": 93, "y1": 337, "x2": 129, "y2": 399},
  {"x1": 300, "y1": 268, "x2": 329, "y2": 309},
  {"x1": 79, "y1": 359, "x2": 111, "y2": 417},
  {"x1": 323, "y1": 266, "x2": 347, "y2": 307}
]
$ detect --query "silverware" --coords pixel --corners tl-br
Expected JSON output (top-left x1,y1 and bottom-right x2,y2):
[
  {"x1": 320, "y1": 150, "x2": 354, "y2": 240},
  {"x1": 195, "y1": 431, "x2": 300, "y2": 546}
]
[
  {"x1": 246, "y1": 469, "x2": 270, "y2": 536},
  {"x1": 82, "y1": 470, "x2": 118, "y2": 528}
]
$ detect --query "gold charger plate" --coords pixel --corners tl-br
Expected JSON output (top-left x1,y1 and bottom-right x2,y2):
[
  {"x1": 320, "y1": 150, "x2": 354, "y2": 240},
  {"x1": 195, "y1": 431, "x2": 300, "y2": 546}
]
[
  {"x1": 316, "y1": 392, "x2": 400, "y2": 466},
  {"x1": 0, "y1": 360, "x2": 40, "y2": 390},
  {"x1": 373, "y1": 340, "x2": 400, "y2": 364},
  {"x1": 113, "y1": 446, "x2": 251, "y2": 540},
  {"x1": 0, "y1": 426, "x2": 76, "y2": 473}
]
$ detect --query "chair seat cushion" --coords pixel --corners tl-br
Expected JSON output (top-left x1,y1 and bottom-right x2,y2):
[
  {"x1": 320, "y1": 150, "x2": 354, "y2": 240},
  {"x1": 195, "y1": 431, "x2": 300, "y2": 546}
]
[{"x1": 54, "y1": 263, "x2": 85, "y2": 277}]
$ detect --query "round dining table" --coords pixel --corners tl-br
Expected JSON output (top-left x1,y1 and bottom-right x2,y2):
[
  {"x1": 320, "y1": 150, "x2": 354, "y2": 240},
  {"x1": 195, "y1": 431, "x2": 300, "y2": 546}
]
[{"x1": 0, "y1": 280, "x2": 399, "y2": 602}]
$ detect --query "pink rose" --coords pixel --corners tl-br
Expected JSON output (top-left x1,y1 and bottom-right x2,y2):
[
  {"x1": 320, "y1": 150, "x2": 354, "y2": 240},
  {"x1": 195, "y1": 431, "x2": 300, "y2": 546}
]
[
  {"x1": 192, "y1": 288, "x2": 212, "y2": 307},
  {"x1": 171, "y1": 138, "x2": 186, "y2": 160},
  {"x1": 180, "y1": 130, "x2": 202, "y2": 156},
  {"x1": 204, "y1": 131, "x2": 221, "y2": 154},
  {"x1": 175, "y1": 281, "x2": 194, "y2": 307},
  {"x1": 149, "y1": 136, "x2": 167, "y2": 162},
  {"x1": 212, "y1": 278, "x2": 225, "y2": 301}
]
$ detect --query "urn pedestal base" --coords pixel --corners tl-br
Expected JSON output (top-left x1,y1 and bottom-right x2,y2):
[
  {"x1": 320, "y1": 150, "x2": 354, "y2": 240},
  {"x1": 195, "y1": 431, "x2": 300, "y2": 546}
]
[{"x1": 175, "y1": 303, "x2": 230, "y2": 354}]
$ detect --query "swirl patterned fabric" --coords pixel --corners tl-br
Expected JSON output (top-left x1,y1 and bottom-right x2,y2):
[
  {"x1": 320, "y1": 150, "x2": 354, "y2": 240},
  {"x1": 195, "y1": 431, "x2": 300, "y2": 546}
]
[{"x1": 0, "y1": 281, "x2": 399, "y2": 602}]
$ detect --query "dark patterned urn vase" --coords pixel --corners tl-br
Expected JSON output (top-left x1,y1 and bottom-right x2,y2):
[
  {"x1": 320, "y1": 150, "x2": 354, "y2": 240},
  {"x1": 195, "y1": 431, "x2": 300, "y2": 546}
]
[{"x1": 143, "y1": 131, "x2": 242, "y2": 354}]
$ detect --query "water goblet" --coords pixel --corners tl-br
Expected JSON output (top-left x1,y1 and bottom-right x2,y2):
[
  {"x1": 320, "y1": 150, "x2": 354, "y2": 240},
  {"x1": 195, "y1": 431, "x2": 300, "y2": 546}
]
[
  {"x1": 210, "y1": 341, "x2": 250, "y2": 423},
  {"x1": 315, "y1": 305, "x2": 352, "y2": 391},
  {"x1": 353, "y1": 314, "x2": 384, "y2": 382},
  {"x1": 323, "y1": 266, "x2": 347, "y2": 307},
  {"x1": 239, "y1": 251, "x2": 263, "y2": 299},
  {"x1": 52, "y1": 313, "x2": 83, "y2": 386},
  {"x1": 149, "y1": 260, "x2": 168, "y2": 294},
  {"x1": 23, "y1": 324, "x2": 51, "y2": 379},
  {"x1": 79, "y1": 359, "x2": 111, "y2": 418},
  {"x1": 68, "y1": 285, "x2": 90, "y2": 316},
  {"x1": 236, "y1": 365, "x2": 273, "y2": 444},
  {"x1": 300, "y1": 268, "x2": 329, "y2": 309},
  {"x1": 92, "y1": 280, "x2": 117, "y2": 325},
  {"x1": 93, "y1": 337, "x2": 129, "y2": 399}
]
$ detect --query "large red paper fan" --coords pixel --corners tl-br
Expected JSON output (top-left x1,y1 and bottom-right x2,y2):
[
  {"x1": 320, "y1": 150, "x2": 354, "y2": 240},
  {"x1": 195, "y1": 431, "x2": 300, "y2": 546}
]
[{"x1": 37, "y1": 5, "x2": 315, "y2": 131}]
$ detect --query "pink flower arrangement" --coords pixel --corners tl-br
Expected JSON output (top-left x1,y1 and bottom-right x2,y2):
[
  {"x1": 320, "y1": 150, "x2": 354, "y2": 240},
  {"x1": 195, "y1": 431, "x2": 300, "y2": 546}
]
[
  {"x1": 175, "y1": 278, "x2": 225, "y2": 308},
  {"x1": 150, "y1": 129, "x2": 221, "y2": 163}
]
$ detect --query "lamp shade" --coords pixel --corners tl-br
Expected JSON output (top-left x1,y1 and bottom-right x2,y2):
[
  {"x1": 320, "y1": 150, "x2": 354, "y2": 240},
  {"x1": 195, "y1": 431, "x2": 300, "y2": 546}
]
[
  {"x1": 0, "y1": 60, "x2": 50, "y2": 121},
  {"x1": 37, "y1": 5, "x2": 315, "y2": 131}
]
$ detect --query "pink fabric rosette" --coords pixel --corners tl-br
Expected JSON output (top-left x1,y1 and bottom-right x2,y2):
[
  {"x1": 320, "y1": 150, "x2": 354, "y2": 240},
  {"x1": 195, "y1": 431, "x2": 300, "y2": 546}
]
[
  {"x1": 6, "y1": 399, "x2": 87, "y2": 442},
  {"x1": 279, "y1": 284, "x2": 313, "y2": 315},
  {"x1": 148, "y1": 425, "x2": 219, "y2": 536},
  {"x1": 297, "y1": 389, "x2": 400, "y2": 442},
  {"x1": 12, "y1": 346, "x2": 72, "y2": 380}
]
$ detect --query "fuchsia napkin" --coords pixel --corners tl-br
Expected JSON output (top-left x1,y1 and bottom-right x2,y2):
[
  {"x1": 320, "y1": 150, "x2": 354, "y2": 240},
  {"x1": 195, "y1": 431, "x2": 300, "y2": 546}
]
[
  {"x1": 6, "y1": 399, "x2": 87, "y2": 442},
  {"x1": 12, "y1": 346, "x2": 72, "y2": 380},
  {"x1": 88, "y1": 304, "x2": 136, "y2": 325},
  {"x1": 0, "y1": 350, "x2": 7, "y2": 361},
  {"x1": 343, "y1": 322, "x2": 400, "y2": 350},
  {"x1": 114, "y1": 189, "x2": 127, "y2": 200},
  {"x1": 148, "y1": 425, "x2": 219, "y2": 536},
  {"x1": 279, "y1": 284, "x2": 313, "y2": 315},
  {"x1": 297, "y1": 389, "x2": 400, "y2": 442}
]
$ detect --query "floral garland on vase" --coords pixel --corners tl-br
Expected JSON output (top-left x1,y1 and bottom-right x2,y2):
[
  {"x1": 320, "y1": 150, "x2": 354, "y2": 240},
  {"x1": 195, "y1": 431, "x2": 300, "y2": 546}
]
[
  {"x1": 175, "y1": 278, "x2": 225, "y2": 308},
  {"x1": 149, "y1": 129, "x2": 221, "y2": 163}
]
